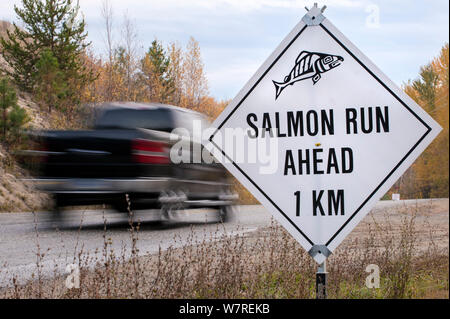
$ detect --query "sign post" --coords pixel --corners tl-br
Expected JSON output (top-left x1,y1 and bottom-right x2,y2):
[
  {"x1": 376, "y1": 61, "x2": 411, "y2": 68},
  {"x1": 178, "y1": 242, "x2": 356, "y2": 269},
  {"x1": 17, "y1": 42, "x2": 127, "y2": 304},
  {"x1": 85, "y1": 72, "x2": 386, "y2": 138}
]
[
  {"x1": 316, "y1": 260, "x2": 327, "y2": 299},
  {"x1": 203, "y1": 3, "x2": 442, "y2": 297}
]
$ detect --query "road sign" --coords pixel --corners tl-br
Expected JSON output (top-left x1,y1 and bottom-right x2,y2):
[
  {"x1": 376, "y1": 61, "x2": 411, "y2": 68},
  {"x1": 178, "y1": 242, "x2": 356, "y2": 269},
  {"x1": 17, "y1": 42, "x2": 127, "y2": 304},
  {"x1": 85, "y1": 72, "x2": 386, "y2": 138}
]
[{"x1": 204, "y1": 5, "x2": 442, "y2": 264}]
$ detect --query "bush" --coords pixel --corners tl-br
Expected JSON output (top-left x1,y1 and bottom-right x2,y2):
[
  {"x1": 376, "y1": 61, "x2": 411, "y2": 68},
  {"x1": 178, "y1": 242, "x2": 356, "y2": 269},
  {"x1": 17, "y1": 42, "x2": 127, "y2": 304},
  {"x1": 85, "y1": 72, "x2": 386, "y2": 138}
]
[{"x1": 0, "y1": 77, "x2": 29, "y2": 146}]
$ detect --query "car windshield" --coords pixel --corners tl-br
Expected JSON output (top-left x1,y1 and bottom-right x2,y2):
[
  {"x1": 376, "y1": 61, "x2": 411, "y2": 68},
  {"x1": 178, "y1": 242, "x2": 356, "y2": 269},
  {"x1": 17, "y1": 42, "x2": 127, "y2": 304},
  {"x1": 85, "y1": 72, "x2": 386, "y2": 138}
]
[{"x1": 95, "y1": 108, "x2": 174, "y2": 131}]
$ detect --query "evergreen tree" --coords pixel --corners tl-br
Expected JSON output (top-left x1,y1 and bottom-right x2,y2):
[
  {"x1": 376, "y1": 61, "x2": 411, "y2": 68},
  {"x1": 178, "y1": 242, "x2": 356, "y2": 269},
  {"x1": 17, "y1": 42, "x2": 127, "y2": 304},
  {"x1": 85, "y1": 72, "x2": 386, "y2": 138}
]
[
  {"x1": 147, "y1": 40, "x2": 170, "y2": 78},
  {"x1": 0, "y1": 0, "x2": 94, "y2": 107},
  {"x1": 0, "y1": 78, "x2": 16, "y2": 139},
  {"x1": 0, "y1": 77, "x2": 29, "y2": 144},
  {"x1": 33, "y1": 49, "x2": 67, "y2": 112},
  {"x1": 140, "y1": 40, "x2": 174, "y2": 103}
]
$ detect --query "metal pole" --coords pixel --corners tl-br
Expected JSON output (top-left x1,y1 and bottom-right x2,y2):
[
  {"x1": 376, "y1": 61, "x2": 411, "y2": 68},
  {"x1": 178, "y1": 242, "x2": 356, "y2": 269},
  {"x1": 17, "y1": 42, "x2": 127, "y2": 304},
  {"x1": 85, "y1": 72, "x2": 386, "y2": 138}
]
[{"x1": 316, "y1": 260, "x2": 327, "y2": 299}]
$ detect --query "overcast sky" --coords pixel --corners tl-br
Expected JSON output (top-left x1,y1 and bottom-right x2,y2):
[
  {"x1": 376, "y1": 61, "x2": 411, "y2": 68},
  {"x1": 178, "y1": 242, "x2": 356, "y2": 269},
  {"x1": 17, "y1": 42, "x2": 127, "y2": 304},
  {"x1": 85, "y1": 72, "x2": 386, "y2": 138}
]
[{"x1": 1, "y1": 0, "x2": 449, "y2": 100}]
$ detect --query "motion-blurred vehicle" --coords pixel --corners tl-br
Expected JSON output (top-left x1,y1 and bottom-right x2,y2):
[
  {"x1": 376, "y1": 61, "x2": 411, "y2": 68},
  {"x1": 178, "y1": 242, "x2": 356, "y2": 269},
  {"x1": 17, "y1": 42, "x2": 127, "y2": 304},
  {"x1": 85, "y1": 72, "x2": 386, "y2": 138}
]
[{"x1": 21, "y1": 102, "x2": 237, "y2": 222}]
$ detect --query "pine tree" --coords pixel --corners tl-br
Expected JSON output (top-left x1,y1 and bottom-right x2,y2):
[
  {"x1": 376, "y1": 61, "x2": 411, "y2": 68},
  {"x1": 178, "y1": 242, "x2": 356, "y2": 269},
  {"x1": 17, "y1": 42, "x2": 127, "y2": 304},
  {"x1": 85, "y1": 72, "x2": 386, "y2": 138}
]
[
  {"x1": 0, "y1": 77, "x2": 29, "y2": 144},
  {"x1": 33, "y1": 49, "x2": 67, "y2": 112},
  {"x1": 140, "y1": 40, "x2": 174, "y2": 103},
  {"x1": 0, "y1": 0, "x2": 94, "y2": 106},
  {"x1": 0, "y1": 78, "x2": 16, "y2": 139}
]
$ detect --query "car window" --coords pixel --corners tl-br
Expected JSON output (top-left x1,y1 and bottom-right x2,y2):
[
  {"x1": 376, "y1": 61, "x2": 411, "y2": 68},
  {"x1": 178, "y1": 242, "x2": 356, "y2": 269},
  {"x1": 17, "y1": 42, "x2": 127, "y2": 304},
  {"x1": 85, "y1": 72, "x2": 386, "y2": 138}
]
[
  {"x1": 95, "y1": 108, "x2": 174, "y2": 131},
  {"x1": 172, "y1": 111, "x2": 211, "y2": 135}
]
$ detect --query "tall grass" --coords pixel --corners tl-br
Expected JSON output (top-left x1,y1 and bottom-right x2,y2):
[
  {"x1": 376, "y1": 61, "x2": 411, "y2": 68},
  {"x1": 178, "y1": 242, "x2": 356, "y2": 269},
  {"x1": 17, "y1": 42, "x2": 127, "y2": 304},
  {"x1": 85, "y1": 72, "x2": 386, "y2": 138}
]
[{"x1": 0, "y1": 203, "x2": 448, "y2": 299}]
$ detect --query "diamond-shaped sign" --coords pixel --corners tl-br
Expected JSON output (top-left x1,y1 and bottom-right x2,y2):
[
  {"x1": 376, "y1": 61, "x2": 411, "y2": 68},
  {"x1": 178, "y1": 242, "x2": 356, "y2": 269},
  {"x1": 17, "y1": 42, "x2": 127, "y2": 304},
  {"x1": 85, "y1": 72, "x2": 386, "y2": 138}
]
[{"x1": 204, "y1": 7, "x2": 442, "y2": 263}]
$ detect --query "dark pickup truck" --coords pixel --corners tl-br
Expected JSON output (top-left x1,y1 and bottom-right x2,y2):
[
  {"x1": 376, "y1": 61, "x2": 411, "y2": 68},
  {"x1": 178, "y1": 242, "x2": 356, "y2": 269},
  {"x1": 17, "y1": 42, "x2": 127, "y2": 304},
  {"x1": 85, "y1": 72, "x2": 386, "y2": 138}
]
[{"x1": 23, "y1": 102, "x2": 237, "y2": 221}]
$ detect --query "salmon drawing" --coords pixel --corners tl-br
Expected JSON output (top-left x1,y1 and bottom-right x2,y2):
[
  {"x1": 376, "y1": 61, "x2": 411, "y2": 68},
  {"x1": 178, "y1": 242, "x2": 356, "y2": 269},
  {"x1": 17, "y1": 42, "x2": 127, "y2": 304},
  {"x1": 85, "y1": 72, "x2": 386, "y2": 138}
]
[{"x1": 273, "y1": 51, "x2": 344, "y2": 99}]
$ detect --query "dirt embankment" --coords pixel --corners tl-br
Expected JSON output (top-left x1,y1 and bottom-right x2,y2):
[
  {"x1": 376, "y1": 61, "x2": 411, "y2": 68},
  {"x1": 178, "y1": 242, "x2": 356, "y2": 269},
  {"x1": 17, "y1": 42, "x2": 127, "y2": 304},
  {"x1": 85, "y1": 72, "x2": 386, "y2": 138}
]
[
  {"x1": 0, "y1": 20, "x2": 51, "y2": 212},
  {"x1": 0, "y1": 160, "x2": 50, "y2": 212}
]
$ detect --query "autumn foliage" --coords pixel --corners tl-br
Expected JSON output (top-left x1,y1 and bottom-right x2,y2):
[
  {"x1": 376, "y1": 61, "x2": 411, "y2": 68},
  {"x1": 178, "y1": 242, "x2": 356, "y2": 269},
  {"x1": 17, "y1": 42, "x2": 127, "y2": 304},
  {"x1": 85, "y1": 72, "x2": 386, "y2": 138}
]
[
  {"x1": 0, "y1": 0, "x2": 448, "y2": 201},
  {"x1": 81, "y1": 36, "x2": 225, "y2": 121},
  {"x1": 394, "y1": 44, "x2": 449, "y2": 199}
]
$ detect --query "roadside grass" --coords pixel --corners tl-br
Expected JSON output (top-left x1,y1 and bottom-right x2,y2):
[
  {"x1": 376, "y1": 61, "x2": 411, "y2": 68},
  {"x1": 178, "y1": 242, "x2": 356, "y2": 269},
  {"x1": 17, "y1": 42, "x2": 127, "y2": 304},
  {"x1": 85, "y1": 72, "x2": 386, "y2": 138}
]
[{"x1": 0, "y1": 203, "x2": 448, "y2": 299}]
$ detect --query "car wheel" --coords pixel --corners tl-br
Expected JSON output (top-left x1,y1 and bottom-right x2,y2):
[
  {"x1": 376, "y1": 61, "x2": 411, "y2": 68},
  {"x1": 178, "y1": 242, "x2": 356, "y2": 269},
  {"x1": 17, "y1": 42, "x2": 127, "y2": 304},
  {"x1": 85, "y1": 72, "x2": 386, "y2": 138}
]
[
  {"x1": 49, "y1": 203, "x2": 66, "y2": 229},
  {"x1": 218, "y1": 205, "x2": 234, "y2": 223}
]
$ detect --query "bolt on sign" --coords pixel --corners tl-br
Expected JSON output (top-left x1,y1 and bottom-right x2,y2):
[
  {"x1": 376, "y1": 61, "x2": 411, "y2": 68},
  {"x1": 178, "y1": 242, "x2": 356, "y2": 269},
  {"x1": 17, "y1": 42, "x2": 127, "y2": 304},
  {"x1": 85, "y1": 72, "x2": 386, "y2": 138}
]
[{"x1": 204, "y1": 6, "x2": 442, "y2": 263}]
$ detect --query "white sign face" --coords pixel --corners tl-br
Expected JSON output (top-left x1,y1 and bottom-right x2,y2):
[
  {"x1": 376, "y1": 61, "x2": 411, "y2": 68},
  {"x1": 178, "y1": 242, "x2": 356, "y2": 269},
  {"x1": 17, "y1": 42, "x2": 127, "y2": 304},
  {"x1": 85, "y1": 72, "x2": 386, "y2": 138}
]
[{"x1": 204, "y1": 8, "x2": 442, "y2": 263}]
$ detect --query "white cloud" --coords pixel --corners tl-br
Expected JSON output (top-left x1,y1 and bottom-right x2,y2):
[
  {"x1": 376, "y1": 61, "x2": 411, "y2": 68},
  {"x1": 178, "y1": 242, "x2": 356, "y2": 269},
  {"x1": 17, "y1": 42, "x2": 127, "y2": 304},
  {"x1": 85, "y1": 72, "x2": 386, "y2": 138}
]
[
  {"x1": 185, "y1": 0, "x2": 365, "y2": 11},
  {"x1": 206, "y1": 60, "x2": 262, "y2": 99},
  {"x1": 78, "y1": 0, "x2": 365, "y2": 19}
]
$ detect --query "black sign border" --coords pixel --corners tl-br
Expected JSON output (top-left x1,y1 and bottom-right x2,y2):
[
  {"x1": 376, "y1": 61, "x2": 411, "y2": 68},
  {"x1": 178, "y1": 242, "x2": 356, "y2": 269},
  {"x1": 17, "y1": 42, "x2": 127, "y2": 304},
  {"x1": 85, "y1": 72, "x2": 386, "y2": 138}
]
[{"x1": 209, "y1": 23, "x2": 432, "y2": 248}]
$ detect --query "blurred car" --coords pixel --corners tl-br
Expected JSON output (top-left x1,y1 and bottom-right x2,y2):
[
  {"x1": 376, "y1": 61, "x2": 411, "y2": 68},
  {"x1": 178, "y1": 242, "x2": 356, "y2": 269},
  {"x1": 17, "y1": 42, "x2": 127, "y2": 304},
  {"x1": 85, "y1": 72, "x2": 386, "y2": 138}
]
[{"x1": 21, "y1": 102, "x2": 237, "y2": 222}]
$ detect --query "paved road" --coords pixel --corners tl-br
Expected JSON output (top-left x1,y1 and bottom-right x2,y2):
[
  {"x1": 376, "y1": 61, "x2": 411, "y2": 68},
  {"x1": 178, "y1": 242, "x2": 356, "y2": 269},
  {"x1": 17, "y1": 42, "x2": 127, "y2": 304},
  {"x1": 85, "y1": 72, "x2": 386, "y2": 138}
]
[{"x1": 0, "y1": 199, "x2": 448, "y2": 287}]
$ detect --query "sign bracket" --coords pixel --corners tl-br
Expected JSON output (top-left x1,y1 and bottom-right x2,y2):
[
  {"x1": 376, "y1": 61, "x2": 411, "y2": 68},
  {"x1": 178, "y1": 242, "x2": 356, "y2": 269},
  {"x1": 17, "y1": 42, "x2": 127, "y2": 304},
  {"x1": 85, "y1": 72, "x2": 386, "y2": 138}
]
[
  {"x1": 302, "y1": 3, "x2": 326, "y2": 26},
  {"x1": 308, "y1": 244, "x2": 332, "y2": 258}
]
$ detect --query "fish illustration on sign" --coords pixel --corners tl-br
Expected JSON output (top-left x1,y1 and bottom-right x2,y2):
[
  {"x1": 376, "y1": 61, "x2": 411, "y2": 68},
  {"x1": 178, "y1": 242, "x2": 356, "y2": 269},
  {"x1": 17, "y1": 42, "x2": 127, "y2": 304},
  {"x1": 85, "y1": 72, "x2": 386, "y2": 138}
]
[{"x1": 273, "y1": 51, "x2": 344, "y2": 99}]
